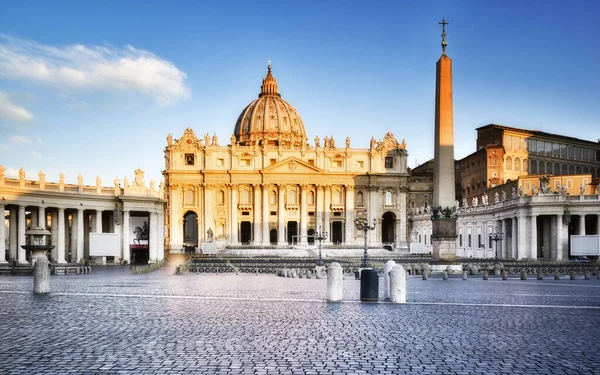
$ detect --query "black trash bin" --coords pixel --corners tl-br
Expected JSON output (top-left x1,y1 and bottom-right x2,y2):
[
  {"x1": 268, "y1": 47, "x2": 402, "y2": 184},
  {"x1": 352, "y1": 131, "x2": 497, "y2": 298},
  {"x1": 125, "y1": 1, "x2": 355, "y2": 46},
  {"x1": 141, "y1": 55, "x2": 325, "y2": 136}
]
[{"x1": 360, "y1": 268, "x2": 379, "y2": 302}]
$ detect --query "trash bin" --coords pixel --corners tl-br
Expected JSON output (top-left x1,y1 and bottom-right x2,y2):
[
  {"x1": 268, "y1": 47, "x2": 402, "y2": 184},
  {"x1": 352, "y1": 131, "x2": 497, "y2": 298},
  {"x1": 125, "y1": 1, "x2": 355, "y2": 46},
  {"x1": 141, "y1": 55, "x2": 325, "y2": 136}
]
[{"x1": 360, "y1": 268, "x2": 379, "y2": 302}]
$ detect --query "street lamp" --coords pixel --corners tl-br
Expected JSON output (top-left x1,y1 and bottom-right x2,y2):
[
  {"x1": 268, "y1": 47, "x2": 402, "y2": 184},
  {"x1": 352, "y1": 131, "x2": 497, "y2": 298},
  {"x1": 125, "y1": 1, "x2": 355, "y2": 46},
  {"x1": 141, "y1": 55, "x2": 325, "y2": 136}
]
[
  {"x1": 488, "y1": 226, "x2": 504, "y2": 261},
  {"x1": 314, "y1": 225, "x2": 328, "y2": 265},
  {"x1": 354, "y1": 209, "x2": 376, "y2": 268}
]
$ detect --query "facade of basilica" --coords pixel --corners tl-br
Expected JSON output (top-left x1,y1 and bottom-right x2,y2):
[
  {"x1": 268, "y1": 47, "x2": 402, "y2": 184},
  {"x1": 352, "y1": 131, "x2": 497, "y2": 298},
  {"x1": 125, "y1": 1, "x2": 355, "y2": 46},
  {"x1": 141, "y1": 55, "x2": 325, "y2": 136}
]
[{"x1": 163, "y1": 65, "x2": 410, "y2": 252}]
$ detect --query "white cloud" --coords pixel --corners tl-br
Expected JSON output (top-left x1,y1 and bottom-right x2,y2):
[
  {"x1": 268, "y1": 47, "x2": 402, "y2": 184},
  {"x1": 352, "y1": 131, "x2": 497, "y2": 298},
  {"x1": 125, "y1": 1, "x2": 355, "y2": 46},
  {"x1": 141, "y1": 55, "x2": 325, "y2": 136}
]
[
  {"x1": 69, "y1": 100, "x2": 89, "y2": 110},
  {"x1": 0, "y1": 92, "x2": 34, "y2": 122},
  {"x1": 5, "y1": 168, "x2": 19, "y2": 179},
  {"x1": 31, "y1": 151, "x2": 42, "y2": 160},
  {"x1": 36, "y1": 137, "x2": 45, "y2": 144},
  {"x1": 0, "y1": 35, "x2": 190, "y2": 106},
  {"x1": 10, "y1": 135, "x2": 30, "y2": 143}
]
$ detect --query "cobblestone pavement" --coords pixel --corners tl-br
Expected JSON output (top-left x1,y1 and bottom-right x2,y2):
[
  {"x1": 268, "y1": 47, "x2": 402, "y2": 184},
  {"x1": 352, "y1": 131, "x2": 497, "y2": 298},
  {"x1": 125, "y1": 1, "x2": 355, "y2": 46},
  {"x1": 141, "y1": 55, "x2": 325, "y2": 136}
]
[{"x1": 1, "y1": 266, "x2": 600, "y2": 374}]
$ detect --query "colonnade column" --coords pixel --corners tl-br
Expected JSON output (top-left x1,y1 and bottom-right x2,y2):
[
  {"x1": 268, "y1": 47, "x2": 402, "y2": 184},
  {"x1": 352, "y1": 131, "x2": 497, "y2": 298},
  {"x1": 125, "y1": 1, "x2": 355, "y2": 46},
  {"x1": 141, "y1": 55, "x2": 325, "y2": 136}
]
[
  {"x1": 17, "y1": 205, "x2": 26, "y2": 263},
  {"x1": 149, "y1": 212, "x2": 158, "y2": 263},
  {"x1": 77, "y1": 208, "x2": 85, "y2": 262},
  {"x1": 300, "y1": 185, "x2": 308, "y2": 245},
  {"x1": 158, "y1": 211, "x2": 165, "y2": 261},
  {"x1": 556, "y1": 214, "x2": 564, "y2": 260},
  {"x1": 38, "y1": 206, "x2": 46, "y2": 229},
  {"x1": 253, "y1": 185, "x2": 261, "y2": 244},
  {"x1": 597, "y1": 214, "x2": 600, "y2": 236},
  {"x1": 262, "y1": 184, "x2": 270, "y2": 246},
  {"x1": 9, "y1": 207, "x2": 17, "y2": 260},
  {"x1": 344, "y1": 186, "x2": 354, "y2": 244},
  {"x1": 122, "y1": 210, "x2": 130, "y2": 263},
  {"x1": 230, "y1": 186, "x2": 238, "y2": 245},
  {"x1": 323, "y1": 185, "x2": 331, "y2": 244},
  {"x1": 57, "y1": 208, "x2": 66, "y2": 263},
  {"x1": 70, "y1": 211, "x2": 77, "y2": 262},
  {"x1": 397, "y1": 187, "x2": 408, "y2": 249},
  {"x1": 511, "y1": 218, "x2": 518, "y2": 259},
  {"x1": 518, "y1": 212, "x2": 527, "y2": 260},
  {"x1": 530, "y1": 215, "x2": 538, "y2": 259},
  {"x1": 31, "y1": 208, "x2": 38, "y2": 228},
  {"x1": 368, "y1": 186, "x2": 378, "y2": 244},
  {"x1": 499, "y1": 219, "x2": 507, "y2": 259},
  {"x1": 0, "y1": 205, "x2": 6, "y2": 263},
  {"x1": 50, "y1": 210, "x2": 58, "y2": 261},
  {"x1": 579, "y1": 214, "x2": 586, "y2": 235},
  {"x1": 95, "y1": 210, "x2": 102, "y2": 233},
  {"x1": 277, "y1": 185, "x2": 285, "y2": 245}
]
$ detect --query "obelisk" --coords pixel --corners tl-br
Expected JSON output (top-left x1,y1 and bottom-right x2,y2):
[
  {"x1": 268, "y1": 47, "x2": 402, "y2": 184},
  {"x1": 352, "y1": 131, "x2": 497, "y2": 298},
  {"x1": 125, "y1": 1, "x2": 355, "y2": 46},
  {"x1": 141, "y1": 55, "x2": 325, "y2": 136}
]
[{"x1": 432, "y1": 18, "x2": 457, "y2": 260}]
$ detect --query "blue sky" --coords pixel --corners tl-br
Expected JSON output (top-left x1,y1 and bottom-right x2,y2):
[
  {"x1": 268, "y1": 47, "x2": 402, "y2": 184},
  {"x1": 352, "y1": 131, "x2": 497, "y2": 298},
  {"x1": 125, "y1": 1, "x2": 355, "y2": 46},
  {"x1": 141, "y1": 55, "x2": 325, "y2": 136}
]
[{"x1": 0, "y1": 0, "x2": 598, "y2": 186}]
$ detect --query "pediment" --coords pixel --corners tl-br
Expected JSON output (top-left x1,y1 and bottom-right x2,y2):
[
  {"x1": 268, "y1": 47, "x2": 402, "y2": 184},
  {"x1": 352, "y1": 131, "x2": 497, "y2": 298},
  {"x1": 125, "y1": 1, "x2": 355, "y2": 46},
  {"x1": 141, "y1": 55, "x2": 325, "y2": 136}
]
[{"x1": 261, "y1": 157, "x2": 324, "y2": 174}]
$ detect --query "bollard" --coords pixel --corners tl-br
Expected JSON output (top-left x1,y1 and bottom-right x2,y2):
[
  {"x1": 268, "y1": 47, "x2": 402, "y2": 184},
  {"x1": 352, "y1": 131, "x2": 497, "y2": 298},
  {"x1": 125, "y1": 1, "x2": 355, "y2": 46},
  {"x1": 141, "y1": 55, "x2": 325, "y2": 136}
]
[
  {"x1": 360, "y1": 269, "x2": 379, "y2": 302},
  {"x1": 471, "y1": 266, "x2": 479, "y2": 275},
  {"x1": 462, "y1": 271, "x2": 468, "y2": 281},
  {"x1": 442, "y1": 271, "x2": 448, "y2": 280},
  {"x1": 422, "y1": 271, "x2": 429, "y2": 280},
  {"x1": 482, "y1": 270, "x2": 489, "y2": 280},
  {"x1": 33, "y1": 257, "x2": 50, "y2": 294},
  {"x1": 537, "y1": 271, "x2": 544, "y2": 280},
  {"x1": 554, "y1": 270, "x2": 560, "y2": 280},
  {"x1": 383, "y1": 260, "x2": 396, "y2": 301},
  {"x1": 584, "y1": 271, "x2": 590, "y2": 280},
  {"x1": 597, "y1": 271, "x2": 600, "y2": 280},
  {"x1": 327, "y1": 262, "x2": 343, "y2": 302},
  {"x1": 570, "y1": 271, "x2": 576, "y2": 280},
  {"x1": 502, "y1": 271, "x2": 508, "y2": 280},
  {"x1": 389, "y1": 265, "x2": 407, "y2": 303},
  {"x1": 520, "y1": 271, "x2": 527, "y2": 280}
]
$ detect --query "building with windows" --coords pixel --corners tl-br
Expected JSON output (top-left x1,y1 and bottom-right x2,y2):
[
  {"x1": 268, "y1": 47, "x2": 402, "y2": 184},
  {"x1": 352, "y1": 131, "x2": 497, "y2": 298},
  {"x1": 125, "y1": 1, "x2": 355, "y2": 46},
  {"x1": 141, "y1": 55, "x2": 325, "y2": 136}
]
[
  {"x1": 163, "y1": 65, "x2": 410, "y2": 252},
  {"x1": 0, "y1": 167, "x2": 165, "y2": 265}
]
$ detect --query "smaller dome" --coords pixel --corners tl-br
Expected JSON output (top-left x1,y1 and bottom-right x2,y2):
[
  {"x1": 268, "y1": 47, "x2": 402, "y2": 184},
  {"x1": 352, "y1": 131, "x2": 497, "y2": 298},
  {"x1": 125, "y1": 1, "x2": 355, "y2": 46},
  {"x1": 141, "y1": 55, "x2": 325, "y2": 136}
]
[{"x1": 233, "y1": 64, "x2": 307, "y2": 147}]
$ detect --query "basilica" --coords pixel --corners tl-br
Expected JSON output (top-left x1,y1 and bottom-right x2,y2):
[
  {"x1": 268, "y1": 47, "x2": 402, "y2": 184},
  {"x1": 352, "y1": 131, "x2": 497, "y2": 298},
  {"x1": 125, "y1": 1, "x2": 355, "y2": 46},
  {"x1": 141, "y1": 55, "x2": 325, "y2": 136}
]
[{"x1": 163, "y1": 64, "x2": 410, "y2": 252}]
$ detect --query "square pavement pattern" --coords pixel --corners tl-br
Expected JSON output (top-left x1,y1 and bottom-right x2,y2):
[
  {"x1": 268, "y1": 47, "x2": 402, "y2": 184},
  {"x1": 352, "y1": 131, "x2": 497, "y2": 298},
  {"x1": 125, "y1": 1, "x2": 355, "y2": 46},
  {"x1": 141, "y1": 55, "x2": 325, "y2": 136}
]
[{"x1": 1, "y1": 266, "x2": 600, "y2": 374}]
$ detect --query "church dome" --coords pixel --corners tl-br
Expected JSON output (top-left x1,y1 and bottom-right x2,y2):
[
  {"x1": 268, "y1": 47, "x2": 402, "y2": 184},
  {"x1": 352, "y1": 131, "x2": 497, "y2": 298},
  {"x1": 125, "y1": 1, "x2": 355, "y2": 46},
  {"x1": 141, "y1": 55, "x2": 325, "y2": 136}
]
[{"x1": 233, "y1": 64, "x2": 307, "y2": 147}]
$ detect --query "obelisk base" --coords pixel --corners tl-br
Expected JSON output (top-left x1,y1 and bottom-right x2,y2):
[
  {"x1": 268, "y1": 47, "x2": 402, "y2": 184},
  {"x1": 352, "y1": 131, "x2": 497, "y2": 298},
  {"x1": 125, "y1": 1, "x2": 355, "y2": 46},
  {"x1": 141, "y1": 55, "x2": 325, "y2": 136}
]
[{"x1": 432, "y1": 218, "x2": 457, "y2": 260}]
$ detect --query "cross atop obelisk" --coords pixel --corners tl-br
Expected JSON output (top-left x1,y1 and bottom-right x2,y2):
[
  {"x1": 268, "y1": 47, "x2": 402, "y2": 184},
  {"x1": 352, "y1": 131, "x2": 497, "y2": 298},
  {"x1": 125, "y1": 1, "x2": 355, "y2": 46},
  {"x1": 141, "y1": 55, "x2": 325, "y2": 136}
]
[{"x1": 439, "y1": 17, "x2": 449, "y2": 54}]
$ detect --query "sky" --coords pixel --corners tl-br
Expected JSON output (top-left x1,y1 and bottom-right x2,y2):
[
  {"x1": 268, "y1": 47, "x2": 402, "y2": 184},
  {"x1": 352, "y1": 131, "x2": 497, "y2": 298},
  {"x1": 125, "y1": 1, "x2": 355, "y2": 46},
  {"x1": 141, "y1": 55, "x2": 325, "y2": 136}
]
[{"x1": 0, "y1": 0, "x2": 598, "y2": 187}]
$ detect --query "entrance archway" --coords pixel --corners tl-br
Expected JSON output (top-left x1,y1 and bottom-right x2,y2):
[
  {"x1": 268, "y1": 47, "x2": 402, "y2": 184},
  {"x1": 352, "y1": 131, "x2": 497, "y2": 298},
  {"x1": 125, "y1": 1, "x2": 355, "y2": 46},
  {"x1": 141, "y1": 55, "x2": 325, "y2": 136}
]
[
  {"x1": 240, "y1": 221, "x2": 252, "y2": 244},
  {"x1": 269, "y1": 229, "x2": 277, "y2": 245},
  {"x1": 331, "y1": 222, "x2": 343, "y2": 244},
  {"x1": 307, "y1": 229, "x2": 315, "y2": 245},
  {"x1": 183, "y1": 211, "x2": 198, "y2": 245},
  {"x1": 382, "y1": 211, "x2": 396, "y2": 244},
  {"x1": 287, "y1": 221, "x2": 298, "y2": 245}
]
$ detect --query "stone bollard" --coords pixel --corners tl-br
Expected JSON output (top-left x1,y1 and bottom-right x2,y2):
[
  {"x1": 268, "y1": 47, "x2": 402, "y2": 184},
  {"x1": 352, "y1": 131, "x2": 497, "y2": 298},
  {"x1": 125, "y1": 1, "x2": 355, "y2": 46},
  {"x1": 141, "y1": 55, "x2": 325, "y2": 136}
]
[
  {"x1": 570, "y1": 271, "x2": 576, "y2": 280},
  {"x1": 422, "y1": 271, "x2": 429, "y2": 280},
  {"x1": 554, "y1": 270, "x2": 560, "y2": 280},
  {"x1": 307, "y1": 270, "x2": 313, "y2": 279},
  {"x1": 383, "y1": 260, "x2": 396, "y2": 301},
  {"x1": 327, "y1": 262, "x2": 343, "y2": 302},
  {"x1": 584, "y1": 271, "x2": 590, "y2": 280},
  {"x1": 520, "y1": 271, "x2": 527, "y2": 280},
  {"x1": 299, "y1": 269, "x2": 305, "y2": 279},
  {"x1": 33, "y1": 257, "x2": 50, "y2": 294},
  {"x1": 597, "y1": 271, "x2": 600, "y2": 280},
  {"x1": 445, "y1": 265, "x2": 453, "y2": 275},
  {"x1": 315, "y1": 266, "x2": 324, "y2": 279},
  {"x1": 292, "y1": 270, "x2": 297, "y2": 278},
  {"x1": 462, "y1": 271, "x2": 468, "y2": 280},
  {"x1": 502, "y1": 271, "x2": 508, "y2": 280},
  {"x1": 442, "y1": 271, "x2": 448, "y2": 280},
  {"x1": 471, "y1": 266, "x2": 479, "y2": 275},
  {"x1": 482, "y1": 271, "x2": 489, "y2": 280},
  {"x1": 389, "y1": 265, "x2": 407, "y2": 303},
  {"x1": 537, "y1": 271, "x2": 544, "y2": 280}
]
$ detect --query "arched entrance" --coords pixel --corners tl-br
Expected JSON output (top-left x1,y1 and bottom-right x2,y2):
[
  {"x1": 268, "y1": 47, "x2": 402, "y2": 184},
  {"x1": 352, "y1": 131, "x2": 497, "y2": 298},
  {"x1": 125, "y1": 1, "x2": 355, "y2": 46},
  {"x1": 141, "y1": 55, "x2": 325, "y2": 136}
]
[
  {"x1": 240, "y1": 221, "x2": 252, "y2": 244},
  {"x1": 287, "y1": 221, "x2": 298, "y2": 245},
  {"x1": 381, "y1": 212, "x2": 396, "y2": 245},
  {"x1": 331, "y1": 222, "x2": 343, "y2": 244},
  {"x1": 307, "y1": 229, "x2": 315, "y2": 245},
  {"x1": 269, "y1": 229, "x2": 277, "y2": 245}
]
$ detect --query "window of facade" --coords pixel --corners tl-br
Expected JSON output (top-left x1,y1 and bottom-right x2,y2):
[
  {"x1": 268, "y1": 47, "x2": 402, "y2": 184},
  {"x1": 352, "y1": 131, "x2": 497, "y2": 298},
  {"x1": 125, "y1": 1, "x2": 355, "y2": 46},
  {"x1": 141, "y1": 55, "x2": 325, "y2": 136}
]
[
  {"x1": 562, "y1": 164, "x2": 567, "y2": 175},
  {"x1": 357, "y1": 191, "x2": 364, "y2": 206},
  {"x1": 490, "y1": 157, "x2": 497, "y2": 166},
  {"x1": 217, "y1": 158, "x2": 224, "y2": 167},
  {"x1": 525, "y1": 181, "x2": 531, "y2": 190},
  {"x1": 569, "y1": 165, "x2": 575, "y2": 174},
  {"x1": 539, "y1": 161, "x2": 545, "y2": 174},
  {"x1": 513, "y1": 136, "x2": 521, "y2": 150},
  {"x1": 523, "y1": 159, "x2": 528, "y2": 172},
  {"x1": 288, "y1": 190, "x2": 297, "y2": 204},
  {"x1": 478, "y1": 234, "x2": 482, "y2": 248},
  {"x1": 554, "y1": 164, "x2": 560, "y2": 175},
  {"x1": 333, "y1": 160, "x2": 342, "y2": 168},
  {"x1": 576, "y1": 165, "x2": 582, "y2": 174},
  {"x1": 333, "y1": 190, "x2": 342, "y2": 204},
  {"x1": 357, "y1": 160, "x2": 364, "y2": 169},
  {"x1": 308, "y1": 191, "x2": 315, "y2": 205},
  {"x1": 270, "y1": 158, "x2": 277, "y2": 165},
  {"x1": 240, "y1": 159, "x2": 250, "y2": 166},
  {"x1": 575, "y1": 147, "x2": 582, "y2": 160},
  {"x1": 459, "y1": 234, "x2": 463, "y2": 247},
  {"x1": 553, "y1": 143, "x2": 560, "y2": 157},
  {"x1": 308, "y1": 159, "x2": 315, "y2": 166},
  {"x1": 385, "y1": 191, "x2": 393, "y2": 206},
  {"x1": 514, "y1": 157, "x2": 521, "y2": 171},
  {"x1": 185, "y1": 154, "x2": 195, "y2": 166},
  {"x1": 468, "y1": 234, "x2": 472, "y2": 248},
  {"x1": 568, "y1": 145, "x2": 574, "y2": 159},
  {"x1": 241, "y1": 189, "x2": 250, "y2": 204},
  {"x1": 503, "y1": 135, "x2": 511, "y2": 149},
  {"x1": 567, "y1": 179, "x2": 573, "y2": 188},
  {"x1": 270, "y1": 191, "x2": 276, "y2": 205},
  {"x1": 554, "y1": 180, "x2": 561, "y2": 189},
  {"x1": 385, "y1": 157, "x2": 394, "y2": 168},
  {"x1": 184, "y1": 189, "x2": 194, "y2": 205},
  {"x1": 218, "y1": 190, "x2": 225, "y2": 205},
  {"x1": 545, "y1": 142, "x2": 552, "y2": 155},
  {"x1": 561, "y1": 144, "x2": 567, "y2": 158},
  {"x1": 546, "y1": 162, "x2": 552, "y2": 174},
  {"x1": 505, "y1": 156, "x2": 512, "y2": 170}
]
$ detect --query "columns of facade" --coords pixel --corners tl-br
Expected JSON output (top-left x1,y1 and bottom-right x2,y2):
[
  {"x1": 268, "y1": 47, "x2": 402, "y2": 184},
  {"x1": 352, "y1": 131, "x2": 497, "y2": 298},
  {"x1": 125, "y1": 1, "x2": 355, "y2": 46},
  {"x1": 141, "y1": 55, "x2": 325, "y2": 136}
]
[
  {"x1": 543, "y1": 217, "x2": 551, "y2": 260},
  {"x1": 122, "y1": 210, "x2": 130, "y2": 262},
  {"x1": 518, "y1": 212, "x2": 527, "y2": 260},
  {"x1": 31, "y1": 207, "x2": 38, "y2": 228},
  {"x1": 511, "y1": 218, "x2": 518, "y2": 259},
  {"x1": 597, "y1": 214, "x2": 600, "y2": 236},
  {"x1": 579, "y1": 214, "x2": 586, "y2": 235},
  {"x1": 500, "y1": 219, "x2": 507, "y2": 258},
  {"x1": 77, "y1": 208, "x2": 85, "y2": 262},
  {"x1": 253, "y1": 185, "x2": 261, "y2": 244},
  {"x1": 345, "y1": 186, "x2": 354, "y2": 245},
  {"x1": 316, "y1": 185, "x2": 324, "y2": 234},
  {"x1": 323, "y1": 185, "x2": 331, "y2": 244},
  {"x1": 9, "y1": 207, "x2": 17, "y2": 261},
  {"x1": 300, "y1": 185, "x2": 308, "y2": 245},
  {"x1": 230, "y1": 186, "x2": 238, "y2": 245},
  {"x1": 17, "y1": 205, "x2": 27, "y2": 263},
  {"x1": 149, "y1": 212, "x2": 158, "y2": 263},
  {"x1": 203, "y1": 185, "x2": 213, "y2": 242},
  {"x1": 50, "y1": 209, "x2": 58, "y2": 261},
  {"x1": 38, "y1": 206, "x2": 46, "y2": 229},
  {"x1": 70, "y1": 211, "x2": 77, "y2": 262},
  {"x1": 95, "y1": 210, "x2": 102, "y2": 233},
  {"x1": 57, "y1": 208, "x2": 66, "y2": 263},
  {"x1": 0, "y1": 205, "x2": 6, "y2": 263},
  {"x1": 556, "y1": 214, "x2": 564, "y2": 260},
  {"x1": 368, "y1": 186, "x2": 378, "y2": 244},
  {"x1": 158, "y1": 211, "x2": 165, "y2": 261},
  {"x1": 530, "y1": 214, "x2": 538, "y2": 259},
  {"x1": 397, "y1": 188, "x2": 408, "y2": 249},
  {"x1": 262, "y1": 184, "x2": 270, "y2": 246},
  {"x1": 277, "y1": 185, "x2": 285, "y2": 245}
]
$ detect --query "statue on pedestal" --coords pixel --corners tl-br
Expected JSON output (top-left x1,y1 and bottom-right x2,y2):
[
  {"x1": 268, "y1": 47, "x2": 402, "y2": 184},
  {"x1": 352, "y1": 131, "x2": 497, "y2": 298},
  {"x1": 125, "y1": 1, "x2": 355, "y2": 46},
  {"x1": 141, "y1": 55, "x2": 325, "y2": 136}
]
[{"x1": 206, "y1": 227, "x2": 214, "y2": 243}]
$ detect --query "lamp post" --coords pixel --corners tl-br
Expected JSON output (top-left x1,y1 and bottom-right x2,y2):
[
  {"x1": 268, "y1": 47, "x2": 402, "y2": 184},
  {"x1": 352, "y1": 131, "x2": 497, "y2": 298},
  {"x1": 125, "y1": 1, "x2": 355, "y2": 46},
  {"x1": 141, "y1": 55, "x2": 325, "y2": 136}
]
[
  {"x1": 354, "y1": 209, "x2": 376, "y2": 268},
  {"x1": 488, "y1": 226, "x2": 504, "y2": 261},
  {"x1": 314, "y1": 225, "x2": 328, "y2": 266}
]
